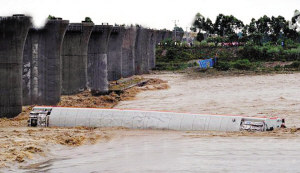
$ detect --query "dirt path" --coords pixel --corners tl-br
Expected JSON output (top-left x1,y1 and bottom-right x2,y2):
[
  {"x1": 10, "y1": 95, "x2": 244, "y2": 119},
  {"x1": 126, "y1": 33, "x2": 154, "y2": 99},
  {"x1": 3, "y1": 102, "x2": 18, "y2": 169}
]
[{"x1": 116, "y1": 72, "x2": 300, "y2": 127}]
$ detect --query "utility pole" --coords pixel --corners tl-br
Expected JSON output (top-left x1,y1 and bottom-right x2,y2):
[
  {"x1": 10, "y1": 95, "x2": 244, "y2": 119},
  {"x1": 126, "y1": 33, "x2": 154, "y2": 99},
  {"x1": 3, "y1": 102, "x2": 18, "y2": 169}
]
[{"x1": 173, "y1": 20, "x2": 179, "y2": 41}]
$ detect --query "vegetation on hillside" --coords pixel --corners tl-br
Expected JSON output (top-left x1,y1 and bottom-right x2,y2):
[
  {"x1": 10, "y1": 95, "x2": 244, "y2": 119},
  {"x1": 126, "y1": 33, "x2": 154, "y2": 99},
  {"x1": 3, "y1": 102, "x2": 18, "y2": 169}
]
[{"x1": 155, "y1": 10, "x2": 300, "y2": 71}]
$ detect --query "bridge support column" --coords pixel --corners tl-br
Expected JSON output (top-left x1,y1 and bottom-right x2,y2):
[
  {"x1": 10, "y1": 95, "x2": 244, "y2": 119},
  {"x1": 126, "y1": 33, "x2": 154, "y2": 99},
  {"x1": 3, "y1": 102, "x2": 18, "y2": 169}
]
[
  {"x1": 23, "y1": 18, "x2": 69, "y2": 105},
  {"x1": 87, "y1": 25, "x2": 113, "y2": 95},
  {"x1": 0, "y1": 15, "x2": 32, "y2": 117},
  {"x1": 61, "y1": 22, "x2": 94, "y2": 95}
]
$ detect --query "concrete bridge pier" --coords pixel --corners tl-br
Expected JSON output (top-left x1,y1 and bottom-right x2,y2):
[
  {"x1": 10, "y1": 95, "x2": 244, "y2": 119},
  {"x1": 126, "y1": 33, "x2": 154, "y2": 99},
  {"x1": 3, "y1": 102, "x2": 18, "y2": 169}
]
[
  {"x1": 0, "y1": 15, "x2": 32, "y2": 118},
  {"x1": 87, "y1": 25, "x2": 113, "y2": 95},
  {"x1": 141, "y1": 29, "x2": 152, "y2": 74},
  {"x1": 22, "y1": 18, "x2": 69, "y2": 105},
  {"x1": 61, "y1": 22, "x2": 94, "y2": 95},
  {"x1": 107, "y1": 26, "x2": 126, "y2": 81},
  {"x1": 121, "y1": 26, "x2": 137, "y2": 78},
  {"x1": 134, "y1": 27, "x2": 142, "y2": 75},
  {"x1": 161, "y1": 30, "x2": 167, "y2": 41},
  {"x1": 155, "y1": 30, "x2": 164, "y2": 45},
  {"x1": 135, "y1": 27, "x2": 151, "y2": 75},
  {"x1": 164, "y1": 30, "x2": 173, "y2": 41},
  {"x1": 149, "y1": 30, "x2": 157, "y2": 69}
]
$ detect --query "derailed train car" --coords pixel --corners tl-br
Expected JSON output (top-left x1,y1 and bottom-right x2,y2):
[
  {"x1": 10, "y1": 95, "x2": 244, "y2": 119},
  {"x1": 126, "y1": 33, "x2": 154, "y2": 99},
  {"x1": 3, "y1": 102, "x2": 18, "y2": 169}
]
[{"x1": 28, "y1": 107, "x2": 284, "y2": 132}]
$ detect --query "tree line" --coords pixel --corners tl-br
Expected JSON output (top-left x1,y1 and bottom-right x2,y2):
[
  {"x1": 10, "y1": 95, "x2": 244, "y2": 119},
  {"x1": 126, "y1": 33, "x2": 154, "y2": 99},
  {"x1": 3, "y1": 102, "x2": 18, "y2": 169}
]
[{"x1": 191, "y1": 10, "x2": 300, "y2": 45}]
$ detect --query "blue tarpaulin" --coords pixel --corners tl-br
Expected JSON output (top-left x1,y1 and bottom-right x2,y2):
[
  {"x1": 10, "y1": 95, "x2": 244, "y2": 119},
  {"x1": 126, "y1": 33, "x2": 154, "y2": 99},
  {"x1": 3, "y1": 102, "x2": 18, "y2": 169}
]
[{"x1": 198, "y1": 58, "x2": 217, "y2": 69}]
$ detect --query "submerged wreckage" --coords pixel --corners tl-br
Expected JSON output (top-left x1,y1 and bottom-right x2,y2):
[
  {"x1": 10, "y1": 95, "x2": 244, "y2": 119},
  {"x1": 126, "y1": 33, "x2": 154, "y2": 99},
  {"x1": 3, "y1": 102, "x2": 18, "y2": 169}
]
[{"x1": 29, "y1": 107, "x2": 285, "y2": 132}]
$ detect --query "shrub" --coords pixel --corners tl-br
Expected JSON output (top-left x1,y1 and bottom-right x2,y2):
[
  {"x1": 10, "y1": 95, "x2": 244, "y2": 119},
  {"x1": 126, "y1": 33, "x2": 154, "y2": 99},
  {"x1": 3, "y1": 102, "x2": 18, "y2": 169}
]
[
  {"x1": 237, "y1": 44, "x2": 300, "y2": 62},
  {"x1": 284, "y1": 49, "x2": 300, "y2": 61},
  {"x1": 274, "y1": 65, "x2": 281, "y2": 71},
  {"x1": 232, "y1": 59, "x2": 252, "y2": 70},
  {"x1": 237, "y1": 45, "x2": 263, "y2": 61},
  {"x1": 219, "y1": 49, "x2": 237, "y2": 61},
  {"x1": 154, "y1": 62, "x2": 189, "y2": 71},
  {"x1": 285, "y1": 61, "x2": 300, "y2": 69},
  {"x1": 216, "y1": 62, "x2": 231, "y2": 71},
  {"x1": 193, "y1": 41, "x2": 201, "y2": 47},
  {"x1": 291, "y1": 61, "x2": 300, "y2": 68},
  {"x1": 200, "y1": 41, "x2": 208, "y2": 47}
]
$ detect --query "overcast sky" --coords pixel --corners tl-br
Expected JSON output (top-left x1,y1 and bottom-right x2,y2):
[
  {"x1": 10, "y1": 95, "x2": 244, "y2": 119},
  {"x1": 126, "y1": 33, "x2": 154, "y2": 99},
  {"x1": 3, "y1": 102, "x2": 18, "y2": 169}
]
[{"x1": 0, "y1": 0, "x2": 299, "y2": 30}]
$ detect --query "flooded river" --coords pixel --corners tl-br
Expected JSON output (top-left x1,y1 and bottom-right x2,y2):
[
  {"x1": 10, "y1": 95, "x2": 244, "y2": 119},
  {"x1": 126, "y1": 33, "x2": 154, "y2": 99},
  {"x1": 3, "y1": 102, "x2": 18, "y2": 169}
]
[
  {"x1": 3, "y1": 73, "x2": 300, "y2": 172},
  {"x1": 17, "y1": 130, "x2": 300, "y2": 173}
]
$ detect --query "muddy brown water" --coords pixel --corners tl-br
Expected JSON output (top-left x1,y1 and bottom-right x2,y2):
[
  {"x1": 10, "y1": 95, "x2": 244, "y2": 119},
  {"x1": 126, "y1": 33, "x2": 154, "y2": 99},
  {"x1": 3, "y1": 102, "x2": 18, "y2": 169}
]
[
  {"x1": 2, "y1": 72, "x2": 300, "y2": 172},
  {"x1": 116, "y1": 73, "x2": 300, "y2": 127},
  {"x1": 12, "y1": 130, "x2": 300, "y2": 173}
]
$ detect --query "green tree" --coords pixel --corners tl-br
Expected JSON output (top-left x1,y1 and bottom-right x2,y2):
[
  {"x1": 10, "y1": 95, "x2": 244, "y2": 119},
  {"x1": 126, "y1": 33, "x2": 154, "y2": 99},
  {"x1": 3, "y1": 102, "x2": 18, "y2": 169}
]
[
  {"x1": 248, "y1": 18, "x2": 257, "y2": 34},
  {"x1": 291, "y1": 9, "x2": 300, "y2": 24},
  {"x1": 196, "y1": 32, "x2": 204, "y2": 42},
  {"x1": 174, "y1": 26, "x2": 183, "y2": 32},
  {"x1": 256, "y1": 15, "x2": 271, "y2": 34},
  {"x1": 84, "y1": 17, "x2": 93, "y2": 22},
  {"x1": 286, "y1": 10, "x2": 300, "y2": 42},
  {"x1": 47, "y1": 15, "x2": 56, "y2": 20},
  {"x1": 191, "y1": 13, "x2": 214, "y2": 41},
  {"x1": 213, "y1": 14, "x2": 244, "y2": 36}
]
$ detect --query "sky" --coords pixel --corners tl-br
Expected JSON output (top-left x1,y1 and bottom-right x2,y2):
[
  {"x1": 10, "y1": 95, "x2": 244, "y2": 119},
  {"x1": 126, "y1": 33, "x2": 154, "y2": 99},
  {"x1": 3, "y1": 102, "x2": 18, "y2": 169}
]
[{"x1": 0, "y1": 0, "x2": 299, "y2": 30}]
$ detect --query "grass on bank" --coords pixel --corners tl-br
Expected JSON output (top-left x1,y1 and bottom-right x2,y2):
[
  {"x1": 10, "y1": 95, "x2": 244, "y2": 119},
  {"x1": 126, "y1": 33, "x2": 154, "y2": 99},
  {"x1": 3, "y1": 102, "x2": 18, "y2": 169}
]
[{"x1": 155, "y1": 39, "x2": 300, "y2": 72}]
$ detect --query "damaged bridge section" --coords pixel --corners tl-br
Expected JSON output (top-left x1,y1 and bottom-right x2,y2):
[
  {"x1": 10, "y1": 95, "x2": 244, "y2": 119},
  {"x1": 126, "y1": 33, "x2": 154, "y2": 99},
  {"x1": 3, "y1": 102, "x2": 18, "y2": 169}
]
[{"x1": 30, "y1": 106, "x2": 284, "y2": 132}]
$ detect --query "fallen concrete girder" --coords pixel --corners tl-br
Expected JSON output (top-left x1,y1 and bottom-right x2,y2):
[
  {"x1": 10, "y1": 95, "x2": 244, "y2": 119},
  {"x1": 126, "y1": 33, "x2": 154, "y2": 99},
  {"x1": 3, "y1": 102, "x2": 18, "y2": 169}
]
[
  {"x1": 87, "y1": 24, "x2": 113, "y2": 95},
  {"x1": 61, "y1": 22, "x2": 94, "y2": 95},
  {"x1": 29, "y1": 107, "x2": 284, "y2": 132},
  {"x1": 22, "y1": 18, "x2": 69, "y2": 105},
  {"x1": 0, "y1": 15, "x2": 32, "y2": 118}
]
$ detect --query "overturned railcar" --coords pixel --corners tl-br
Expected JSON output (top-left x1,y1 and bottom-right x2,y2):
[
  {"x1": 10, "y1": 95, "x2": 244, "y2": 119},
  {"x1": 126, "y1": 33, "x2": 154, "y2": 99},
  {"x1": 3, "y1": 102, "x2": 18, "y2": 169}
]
[{"x1": 28, "y1": 107, "x2": 284, "y2": 132}]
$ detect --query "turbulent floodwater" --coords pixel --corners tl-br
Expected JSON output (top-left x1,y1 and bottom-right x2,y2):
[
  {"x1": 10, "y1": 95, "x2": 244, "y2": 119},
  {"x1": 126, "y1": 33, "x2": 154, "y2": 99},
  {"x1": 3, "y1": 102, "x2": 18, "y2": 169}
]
[
  {"x1": 16, "y1": 131, "x2": 300, "y2": 173},
  {"x1": 3, "y1": 73, "x2": 300, "y2": 173},
  {"x1": 117, "y1": 73, "x2": 300, "y2": 127}
]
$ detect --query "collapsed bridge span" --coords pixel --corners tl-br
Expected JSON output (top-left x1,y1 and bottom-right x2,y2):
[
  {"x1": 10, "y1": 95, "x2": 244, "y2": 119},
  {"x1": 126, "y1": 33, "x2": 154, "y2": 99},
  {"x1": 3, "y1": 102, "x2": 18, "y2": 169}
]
[{"x1": 29, "y1": 107, "x2": 284, "y2": 132}]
